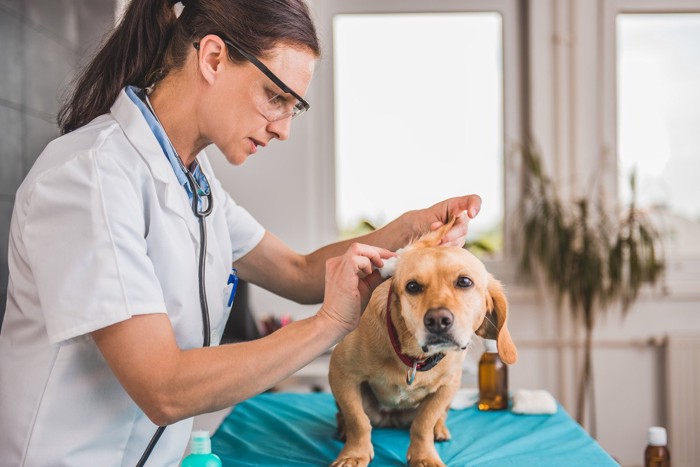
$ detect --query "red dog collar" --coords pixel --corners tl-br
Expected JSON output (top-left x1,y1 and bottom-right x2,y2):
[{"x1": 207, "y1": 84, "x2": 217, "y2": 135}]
[{"x1": 385, "y1": 287, "x2": 445, "y2": 384}]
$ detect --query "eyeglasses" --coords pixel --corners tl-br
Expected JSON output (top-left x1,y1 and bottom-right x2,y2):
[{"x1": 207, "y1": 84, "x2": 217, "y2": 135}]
[{"x1": 194, "y1": 37, "x2": 310, "y2": 122}]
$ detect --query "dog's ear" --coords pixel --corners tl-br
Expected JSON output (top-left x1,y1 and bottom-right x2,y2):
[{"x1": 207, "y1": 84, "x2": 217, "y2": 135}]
[
  {"x1": 475, "y1": 311, "x2": 498, "y2": 340},
  {"x1": 481, "y1": 276, "x2": 517, "y2": 364},
  {"x1": 413, "y1": 217, "x2": 457, "y2": 249}
]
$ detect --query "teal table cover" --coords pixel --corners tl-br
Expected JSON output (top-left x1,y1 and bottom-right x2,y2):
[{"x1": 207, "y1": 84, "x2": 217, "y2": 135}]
[{"x1": 211, "y1": 392, "x2": 618, "y2": 466}]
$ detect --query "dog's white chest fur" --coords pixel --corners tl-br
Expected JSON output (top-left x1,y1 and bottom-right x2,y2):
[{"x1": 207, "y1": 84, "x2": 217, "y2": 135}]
[{"x1": 369, "y1": 377, "x2": 432, "y2": 410}]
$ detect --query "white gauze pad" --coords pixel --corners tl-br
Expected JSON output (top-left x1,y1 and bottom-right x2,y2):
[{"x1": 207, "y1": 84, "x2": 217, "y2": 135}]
[{"x1": 375, "y1": 248, "x2": 404, "y2": 279}]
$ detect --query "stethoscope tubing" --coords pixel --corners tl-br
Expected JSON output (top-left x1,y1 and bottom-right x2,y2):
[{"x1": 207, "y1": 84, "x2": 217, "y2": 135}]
[
  {"x1": 136, "y1": 99, "x2": 214, "y2": 465},
  {"x1": 188, "y1": 169, "x2": 213, "y2": 348},
  {"x1": 136, "y1": 173, "x2": 212, "y2": 466}
]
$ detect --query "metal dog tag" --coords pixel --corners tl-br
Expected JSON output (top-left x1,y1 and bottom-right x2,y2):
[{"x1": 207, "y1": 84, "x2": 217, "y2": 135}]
[{"x1": 406, "y1": 361, "x2": 418, "y2": 385}]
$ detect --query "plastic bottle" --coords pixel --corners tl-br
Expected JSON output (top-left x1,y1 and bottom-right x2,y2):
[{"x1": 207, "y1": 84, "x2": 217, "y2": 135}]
[
  {"x1": 644, "y1": 426, "x2": 671, "y2": 467},
  {"x1": 478, "y1": 339, "x2": 508, "y2": 411},
  {"x1": 181, "y1": 430, "x2": 222, "y2": 467}
]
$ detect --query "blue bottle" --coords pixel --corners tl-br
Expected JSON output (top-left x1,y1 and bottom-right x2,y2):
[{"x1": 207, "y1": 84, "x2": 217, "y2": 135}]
[{"x1": 181, "y1": 430, "x2": 222, "y2": 467}]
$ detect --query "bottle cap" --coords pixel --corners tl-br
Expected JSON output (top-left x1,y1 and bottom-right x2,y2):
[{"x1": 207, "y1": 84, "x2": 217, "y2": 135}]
[
  {"x1": 189, "y1": 430, "x2": 212, "y2": 454},
  {"x1": 483, "y1": 339, "x2": 497, "y2": 353},
  {"x1": 648, "y1": 426, "x2": 667, "y2": 446}
]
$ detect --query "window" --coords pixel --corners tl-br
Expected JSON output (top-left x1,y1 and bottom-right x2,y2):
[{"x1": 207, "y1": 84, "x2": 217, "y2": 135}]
[
  {"x1": 617, "y1": 14, "x2": 700, "y2": 258},
  {"x1": 333, "y1": 13, "x2": 504, "y2": 253}
]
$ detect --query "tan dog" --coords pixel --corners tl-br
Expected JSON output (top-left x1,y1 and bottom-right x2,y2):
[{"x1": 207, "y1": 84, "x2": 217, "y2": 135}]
[{"x1": 328, "y1": 222, "x2": 517, "y2": 467}]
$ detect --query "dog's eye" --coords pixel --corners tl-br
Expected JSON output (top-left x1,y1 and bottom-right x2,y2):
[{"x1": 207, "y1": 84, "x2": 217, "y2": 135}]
[
  {"x1": 456, "y1": 276, "x2": 474, "y2": 288},
  {"x1": 405, "y1": 280, "x2": 423, "y2": 294}
]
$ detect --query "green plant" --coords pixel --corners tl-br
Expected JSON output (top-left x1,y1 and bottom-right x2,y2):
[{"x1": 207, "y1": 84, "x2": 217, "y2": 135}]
[{"x1": 518, "y1": 144, "x2": 664, "y2": 434}]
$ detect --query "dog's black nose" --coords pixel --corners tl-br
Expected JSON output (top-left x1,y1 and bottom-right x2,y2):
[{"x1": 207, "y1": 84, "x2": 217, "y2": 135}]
[{"x1": 424, "y1": 308, "x2": 454, "y2": 334}]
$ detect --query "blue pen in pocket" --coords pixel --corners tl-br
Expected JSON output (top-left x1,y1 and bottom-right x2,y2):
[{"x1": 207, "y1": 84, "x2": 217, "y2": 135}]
[{"x1": 227, "y1": 268, "x2": 239, "y2": 308}]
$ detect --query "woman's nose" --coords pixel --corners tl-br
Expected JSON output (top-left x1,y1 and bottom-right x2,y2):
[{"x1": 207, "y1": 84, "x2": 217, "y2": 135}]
[{"x1": 266, "y1": 117, "x2": 292, "y2": 141}]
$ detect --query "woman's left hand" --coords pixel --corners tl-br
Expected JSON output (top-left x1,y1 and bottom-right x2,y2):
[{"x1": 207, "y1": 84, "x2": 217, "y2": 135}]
[{"x1": 413, "y1": 195, "x2": 482, "y2": 247}]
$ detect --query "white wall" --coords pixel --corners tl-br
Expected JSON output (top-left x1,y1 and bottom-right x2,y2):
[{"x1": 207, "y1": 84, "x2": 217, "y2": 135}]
[
  {"x1": 209, "y1": 114, "x2": 326, "y2": 318},
  {"x1": 210, "y1": 1, "x2": 700, "y2": 465},
  {"x1": 0, "y1": 0, "x2": 118, "y2": 325}
]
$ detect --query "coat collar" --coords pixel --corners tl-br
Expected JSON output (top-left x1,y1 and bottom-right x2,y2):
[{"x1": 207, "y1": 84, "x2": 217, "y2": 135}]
[
  {"x1": 110, "y1": 88, "x2": 174, "y2": 185},
  {"x1": 109, "y1": 88, "x2": 207, "y2": 246},
  {"x1": 123, "y1": 86, "x2": 211, "y2": 202}
]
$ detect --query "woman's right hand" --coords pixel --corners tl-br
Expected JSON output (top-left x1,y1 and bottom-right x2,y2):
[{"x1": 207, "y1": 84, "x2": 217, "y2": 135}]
[{"x1": 317, "y1": 243, "x2": 395, "y2": 335}]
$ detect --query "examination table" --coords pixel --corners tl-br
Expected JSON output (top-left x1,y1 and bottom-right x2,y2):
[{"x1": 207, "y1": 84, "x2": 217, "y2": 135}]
[{"x1": 210, "y1": 392, "x2": 618, "y2": 466}]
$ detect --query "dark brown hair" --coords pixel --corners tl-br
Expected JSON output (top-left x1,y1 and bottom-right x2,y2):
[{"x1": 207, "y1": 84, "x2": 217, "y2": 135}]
[{"x1": 58, "y1": 0, "x2": 320, "y2": 134}]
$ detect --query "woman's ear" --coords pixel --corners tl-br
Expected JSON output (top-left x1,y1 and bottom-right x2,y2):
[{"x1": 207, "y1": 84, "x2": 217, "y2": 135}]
[
  {"x1": 484, "y1": 275, "x2": 517, "y2": 364},
  {"x1": 196, "y1": 34, "x2": 227, "y2": 85}
]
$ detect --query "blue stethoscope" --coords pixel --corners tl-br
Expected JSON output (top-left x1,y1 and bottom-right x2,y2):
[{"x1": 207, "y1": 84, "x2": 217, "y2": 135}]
[{"x1": 135, "y1": 93, "x2": 225, "y2": 466}]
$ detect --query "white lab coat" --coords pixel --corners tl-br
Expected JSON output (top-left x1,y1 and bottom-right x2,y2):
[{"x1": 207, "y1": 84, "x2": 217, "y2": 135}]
[{"x1": 0, "y1": 89, "x2": 265, "y2": 466}]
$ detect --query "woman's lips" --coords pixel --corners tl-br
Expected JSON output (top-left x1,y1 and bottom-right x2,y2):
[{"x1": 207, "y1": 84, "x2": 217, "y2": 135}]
[{"x1": 249, "y1": 138, "x2": 266, "y2": 154}]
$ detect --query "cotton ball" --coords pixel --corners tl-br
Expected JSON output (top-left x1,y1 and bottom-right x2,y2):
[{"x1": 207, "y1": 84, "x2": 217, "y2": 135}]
[{"x1": 375, "y1": 248, "x2": 404, "y2": 279}]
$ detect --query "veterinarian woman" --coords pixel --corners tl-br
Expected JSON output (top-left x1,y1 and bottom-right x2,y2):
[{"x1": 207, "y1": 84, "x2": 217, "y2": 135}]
[{"x1": 0, "y1": 0, "x2": 481, "y2": 464}]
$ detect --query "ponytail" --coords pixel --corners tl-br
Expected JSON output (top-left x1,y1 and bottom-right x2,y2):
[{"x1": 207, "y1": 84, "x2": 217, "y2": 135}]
[
  {"x1": 58, "y1": 0, "x2": 177, "y2": 134},
  {"x1": 58, "y1": 0, "x2": 320, "y2": 135}
]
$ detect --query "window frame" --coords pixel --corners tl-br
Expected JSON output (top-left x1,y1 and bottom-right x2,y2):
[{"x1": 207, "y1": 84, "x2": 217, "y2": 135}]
[
  {"x1": 309, "y1": 0, "x2": 524, "y2": 274},
  {"x1": 602, "y1": 0, "x2": 700, "y2": 295},
  {"x1": 602, "y1": 0, "x2": 700, "y2": 212}
]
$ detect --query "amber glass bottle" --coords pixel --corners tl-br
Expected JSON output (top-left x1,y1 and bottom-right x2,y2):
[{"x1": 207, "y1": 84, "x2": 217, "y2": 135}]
[
  {"x1": 478, "y1": 339, "x2": 508, "y2": 411},
  {"x1": 644, "y1": 426, "x2": 671, "y2": 467}
]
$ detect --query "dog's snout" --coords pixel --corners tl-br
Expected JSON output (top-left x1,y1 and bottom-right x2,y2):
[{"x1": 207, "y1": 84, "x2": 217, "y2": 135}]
[{"x1": 424, "y1": 308, "x2": 454, "y2": 334}]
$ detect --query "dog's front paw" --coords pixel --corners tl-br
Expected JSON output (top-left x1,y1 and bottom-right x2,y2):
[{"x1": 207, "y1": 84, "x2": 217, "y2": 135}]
[
  {"x1": 330, "y1": 454, "x2": 371, "y2": 467},
  {"x1": 408, "y1": 457, "x2": 447, "y2": 467},
  {"x1": 331, "y1": 443, "x2": 374, "y2": 467},
  {"x1": 433, "y1": 421, "x2": 451, "y2": 442},
  {"x1": 407, "y1": 447, "x2": 446, "y2": 467}
]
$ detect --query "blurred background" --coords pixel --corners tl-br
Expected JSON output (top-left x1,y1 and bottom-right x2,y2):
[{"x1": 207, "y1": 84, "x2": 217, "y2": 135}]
[{"x1": 1, "y1": 0, "x2": 699, "y2": 465}]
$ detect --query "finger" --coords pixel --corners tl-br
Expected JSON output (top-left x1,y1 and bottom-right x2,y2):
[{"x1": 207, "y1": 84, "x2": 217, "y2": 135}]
[
  {"x1": 376, "y1": 246, "x2": 398, "y2": 260},
  {"x1": 346, "y1": 248, "x2": 382, "y2": 279},
  {"x1": 449, "y1": 194, "x2": 482, "y2": 219},
  {"x1": 430, "y1": 195, "x2": 481, "y2": 229},
  {"x1": 362, "y1": 269, "x2": 385, "y2": 291},
  {"x1": 465, "y1": 195, "x2": 482, "y2": 218},
  {"x1": 362, "y1": 249, "x2": 397, "y2": 276},
  {"x1": 348, "y1": 243, "x2": 396, "y2": 268},
  {"x1": 440, "y1": 234, "x2": 467, "y2": 246},
  {"x1": 445, "y1": 195, "x2": 481, "y2": 222},
  {"x1": 454, "y1": 210, "x2": 470, "y2": 228},
  {"x1": 440, "y1": 212, "x2": 470, "y2": 246},
  {"x1": 355, "y1": 255, "x2": 375, "y2": 278}
]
